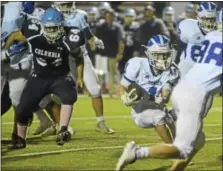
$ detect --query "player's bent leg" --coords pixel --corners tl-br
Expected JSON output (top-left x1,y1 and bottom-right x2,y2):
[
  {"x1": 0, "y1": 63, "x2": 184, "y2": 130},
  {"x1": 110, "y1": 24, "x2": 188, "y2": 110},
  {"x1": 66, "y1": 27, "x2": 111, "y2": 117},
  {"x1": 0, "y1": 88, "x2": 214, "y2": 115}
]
[
  {"x1": 133, "y1": 109, "x2": 174, "y2": 143},
  {"x1": 115, "y1": 83, "x2": 208, "y2": 170},
  {"x1": 33, "y1": 95, "x2": 56, "y2": 136},
  {"x1": 1, "y1": 81, "x2": 12, "y2": 115},
  {"x1": 51, "y1": 74, "x2": 77, "y2": 146},
  {"x1": 8, "y1": 76, "x2": 28, "y2": 138},
  {"x1": 170, "y1": 131, "x2": 205, "y2": 171},
  {"x1": 8, "y1": 76, "x2": 49, "y2": 150},
  {"x1": 83, "y1": 55, "x2": 114, "y2": 134}
]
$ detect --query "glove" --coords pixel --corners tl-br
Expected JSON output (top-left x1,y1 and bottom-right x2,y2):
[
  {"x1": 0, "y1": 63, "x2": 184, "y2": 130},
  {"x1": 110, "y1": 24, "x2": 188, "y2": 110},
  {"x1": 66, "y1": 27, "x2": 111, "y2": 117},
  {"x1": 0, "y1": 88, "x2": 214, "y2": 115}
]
[
  {"x1": 121, "y1": 89, "x2": 142, "y2": 106},
  {"x1": 155, "y1": 93, "x2": 164, "y2": 104},
  {"x1": 94, "y1": 37, "x2": 104, "y2": 49}
]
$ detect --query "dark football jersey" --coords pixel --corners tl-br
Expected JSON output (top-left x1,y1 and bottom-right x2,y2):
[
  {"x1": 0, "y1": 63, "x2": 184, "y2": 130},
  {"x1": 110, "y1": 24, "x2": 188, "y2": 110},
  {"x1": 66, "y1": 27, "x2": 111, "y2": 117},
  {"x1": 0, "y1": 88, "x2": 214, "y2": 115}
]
[{"x1": 22, "y1": 18, "x2": 85, "y2": 77}]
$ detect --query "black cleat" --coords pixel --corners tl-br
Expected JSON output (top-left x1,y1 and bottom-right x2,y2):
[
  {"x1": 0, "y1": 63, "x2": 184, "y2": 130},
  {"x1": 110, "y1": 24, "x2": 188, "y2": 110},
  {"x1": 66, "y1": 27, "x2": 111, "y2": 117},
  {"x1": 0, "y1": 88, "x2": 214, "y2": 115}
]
[
  {"x1": 8, "y1": 135, "x2": 26, "y2": 150},
  {"x1": 56, "y1": 126, "x2": 71, "y2": 146}
]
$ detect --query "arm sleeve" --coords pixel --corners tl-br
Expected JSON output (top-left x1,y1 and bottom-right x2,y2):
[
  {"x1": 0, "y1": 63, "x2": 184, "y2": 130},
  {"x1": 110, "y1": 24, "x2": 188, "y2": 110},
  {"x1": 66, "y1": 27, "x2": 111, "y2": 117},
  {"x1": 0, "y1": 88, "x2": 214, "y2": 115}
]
[
  {"x1": 79, "y1": 14, "x2": 93, "y2": 40},
  {"x1": 120, "y1": 58, "x2": 140, "y2": 87}
]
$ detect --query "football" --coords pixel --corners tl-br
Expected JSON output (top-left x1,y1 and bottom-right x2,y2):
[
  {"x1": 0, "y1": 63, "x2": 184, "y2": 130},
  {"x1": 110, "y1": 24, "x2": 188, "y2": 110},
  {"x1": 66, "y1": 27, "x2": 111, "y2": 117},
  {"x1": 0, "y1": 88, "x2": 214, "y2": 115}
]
[{"x1": 127, "y1": 83, "x2": 143, "y2": 101}]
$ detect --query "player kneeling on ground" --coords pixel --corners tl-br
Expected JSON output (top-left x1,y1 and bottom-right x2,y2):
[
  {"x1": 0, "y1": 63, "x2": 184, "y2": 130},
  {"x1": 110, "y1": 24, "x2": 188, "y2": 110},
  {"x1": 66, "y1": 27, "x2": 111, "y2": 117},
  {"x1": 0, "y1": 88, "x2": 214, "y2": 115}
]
[
  {"x1": 116, "y1": 8, "x2": 222, "y2": 171},
  {"x1": 9, "y1": 8, "x2": 85, "y2": 149},
  {"x1": 120, "y1": 35, "x2": 179, "y2": 144}
]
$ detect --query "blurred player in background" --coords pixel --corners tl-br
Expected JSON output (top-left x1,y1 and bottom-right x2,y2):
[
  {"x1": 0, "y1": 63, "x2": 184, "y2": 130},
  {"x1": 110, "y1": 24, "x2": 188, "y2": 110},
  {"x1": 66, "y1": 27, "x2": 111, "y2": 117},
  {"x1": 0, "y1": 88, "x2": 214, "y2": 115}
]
[
  {"x1": 120, "y1": 35, "x2": 179, "y2": 145},
  {"x1": 118, "y1": 8, "x2": 139, "y2": 76},
  {"x1": 162, "y1": 6, "x2": 178, "y2": 46}
]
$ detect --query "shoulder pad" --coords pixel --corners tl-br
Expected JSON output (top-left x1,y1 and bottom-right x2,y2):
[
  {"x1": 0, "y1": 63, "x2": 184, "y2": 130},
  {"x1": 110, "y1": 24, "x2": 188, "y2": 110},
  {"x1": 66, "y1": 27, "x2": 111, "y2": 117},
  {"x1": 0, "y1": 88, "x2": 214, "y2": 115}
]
[
  {"x1": 22, "y1": 17, "x2": 42, "y2": 39},
  {"x1": 178, "y1": 19, "x2": 201, "y2": 44}
]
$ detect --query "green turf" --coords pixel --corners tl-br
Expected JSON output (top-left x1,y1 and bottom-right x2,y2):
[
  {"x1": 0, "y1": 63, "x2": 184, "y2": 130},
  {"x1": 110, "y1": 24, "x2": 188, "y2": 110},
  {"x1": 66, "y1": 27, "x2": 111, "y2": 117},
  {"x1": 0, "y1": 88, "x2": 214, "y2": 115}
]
[{"x1": 1, "y1": 96, "x2": 222, "y2": 170}]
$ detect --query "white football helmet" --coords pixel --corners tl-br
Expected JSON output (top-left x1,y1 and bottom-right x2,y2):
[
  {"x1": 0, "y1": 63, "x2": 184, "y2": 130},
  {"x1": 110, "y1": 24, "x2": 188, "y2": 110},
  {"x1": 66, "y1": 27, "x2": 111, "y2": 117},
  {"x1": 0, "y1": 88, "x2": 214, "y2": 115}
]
[
  {"x1": 197, "y1": 2, "x2": 217, "y2": 33},
  {"x1": 142, "y1": 35, "x2": 173, "y2": 70}
]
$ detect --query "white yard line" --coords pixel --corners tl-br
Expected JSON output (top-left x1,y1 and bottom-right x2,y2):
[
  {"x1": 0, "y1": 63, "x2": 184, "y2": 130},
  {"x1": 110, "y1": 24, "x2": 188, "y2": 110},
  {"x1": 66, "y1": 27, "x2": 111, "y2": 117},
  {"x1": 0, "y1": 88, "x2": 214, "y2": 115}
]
[
  {"x1": 2, "y1": 137, "x2": 222, "y2": 159},
  {"x1": 2, "y1": 107, "x2": 222, "y2": 125}
]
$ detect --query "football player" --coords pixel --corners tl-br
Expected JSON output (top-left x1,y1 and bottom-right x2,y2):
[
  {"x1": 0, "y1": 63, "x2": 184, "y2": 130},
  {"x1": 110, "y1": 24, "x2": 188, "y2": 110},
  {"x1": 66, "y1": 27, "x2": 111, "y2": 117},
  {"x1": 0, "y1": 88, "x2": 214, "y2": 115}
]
[
  {"x1": 173, "y1": 2, "x2": 217, "y2": 117},
  {"x1": 115, "y1": 8, "x2": 222, "y2": 171},
  {"x1": 177, "y1": 2, "x2": 217, "y2": 77},
  {"x1": 52, "y1": 2, "x2": 114, "y2": 134},
  {"x1": 9, "y1": 8, "x2": 84, "y2": 149},
  {"x1": 1, "y1": 1, "x2": 54, "y2": 138},
  {"x1": 162, "y1": 6, "x2": 178, "y2": 46},
  {"x1": 120, "y1": 35, "x2": 179, "y2": 145},
  {"x1": 118, "y1": 8, "x2": 139, "y2": 76}
]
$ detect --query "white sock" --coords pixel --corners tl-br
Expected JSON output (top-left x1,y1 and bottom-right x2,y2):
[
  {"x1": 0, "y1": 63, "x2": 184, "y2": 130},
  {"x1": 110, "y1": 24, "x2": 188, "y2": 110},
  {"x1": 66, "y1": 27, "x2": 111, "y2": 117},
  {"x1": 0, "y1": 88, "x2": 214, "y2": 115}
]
[
  {"x1": 97, "y1": 116, "x2": 104, "y2": 123},
  {"x1": 136, "y1": 147, "x2": 149, "y2": 159}
]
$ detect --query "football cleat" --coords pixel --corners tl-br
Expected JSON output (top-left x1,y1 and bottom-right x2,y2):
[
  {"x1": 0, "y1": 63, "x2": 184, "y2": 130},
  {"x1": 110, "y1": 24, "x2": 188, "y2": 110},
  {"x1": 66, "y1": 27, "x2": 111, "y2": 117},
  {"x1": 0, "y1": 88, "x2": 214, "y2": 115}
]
[
  {"x1": 56, "y1": 126, "x2": 71, "y2": 146},
  {"x1": 115, "y1": 141, "x2": 137, "y2": 171},
  {"x1": 96, "y1": 120, "x2": 115, "y2": 134},
  {"x1": 8, "y1": 135, "x2": 26, "y2": 150}
]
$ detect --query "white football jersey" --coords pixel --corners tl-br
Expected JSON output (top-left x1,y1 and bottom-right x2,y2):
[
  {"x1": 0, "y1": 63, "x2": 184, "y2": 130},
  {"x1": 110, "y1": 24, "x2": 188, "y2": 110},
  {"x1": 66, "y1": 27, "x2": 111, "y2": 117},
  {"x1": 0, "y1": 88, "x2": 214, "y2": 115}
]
[
  {"x1": 178, "y1": 19, "x2": 206, "y2": 63},
  {"x1": 1, "y1": 2, "x2": 21, "y2": 41},
  {"x1": 181, "y1": 31, "x2": 222, "y2": 93},
  {"x1": 121, "y1": 57, "x2": 180, "y2": 97}
]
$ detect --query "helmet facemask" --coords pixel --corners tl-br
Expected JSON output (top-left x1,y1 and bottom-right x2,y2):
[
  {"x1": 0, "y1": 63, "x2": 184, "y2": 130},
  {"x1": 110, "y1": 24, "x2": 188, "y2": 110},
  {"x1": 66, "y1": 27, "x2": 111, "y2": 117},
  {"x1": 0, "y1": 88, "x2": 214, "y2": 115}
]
[
  {"x1": 198, "y1": 16, "x2": 217, "y2": 33},
  {"x1": 143, "y1": 45, "x2": 173, "y2": 70},
  {"x1": 43, "y1": 22, "x2": 64, "y2": 43}
]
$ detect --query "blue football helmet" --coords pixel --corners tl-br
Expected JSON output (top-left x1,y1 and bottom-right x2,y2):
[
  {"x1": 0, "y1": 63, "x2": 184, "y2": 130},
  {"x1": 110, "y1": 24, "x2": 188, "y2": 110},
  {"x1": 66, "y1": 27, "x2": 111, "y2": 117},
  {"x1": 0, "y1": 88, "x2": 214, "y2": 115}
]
[
  {"x1": 21, "y1": 1, "x2": 35, "y2": 15},
  {"x1": 42, "y1": 8, "x2": 64, "y2": 43},
  {"x1": 162, "y1": 6, "x2": 175, "y2": 23},
  {"x1": 197, "y1": 2, "x2": 217, "y2": 33},
  {"x1": 217, "y1": 9, "x2": 222, "y2": 32},
  {"x1": 142, "y1": 35, "x2": 173, "y2": 70}
]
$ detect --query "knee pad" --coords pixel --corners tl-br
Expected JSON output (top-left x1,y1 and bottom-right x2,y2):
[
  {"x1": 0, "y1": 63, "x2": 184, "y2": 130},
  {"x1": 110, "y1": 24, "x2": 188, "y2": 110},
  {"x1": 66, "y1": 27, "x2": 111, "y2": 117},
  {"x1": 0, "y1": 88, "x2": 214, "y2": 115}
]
[{"x1": 60, "y1": 90, "x2": 77, "y2": 105}]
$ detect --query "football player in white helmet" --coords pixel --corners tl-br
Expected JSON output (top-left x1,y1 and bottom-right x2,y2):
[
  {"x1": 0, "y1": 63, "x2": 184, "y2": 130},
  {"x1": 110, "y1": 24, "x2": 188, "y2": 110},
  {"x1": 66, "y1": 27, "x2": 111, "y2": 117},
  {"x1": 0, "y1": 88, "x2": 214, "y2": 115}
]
[
  {"x1": 120, "y1": 34, "x2": 179, "y2": 146},
  {"x1": 115, "y1": 8, "x2": 222, "y2": 171}
]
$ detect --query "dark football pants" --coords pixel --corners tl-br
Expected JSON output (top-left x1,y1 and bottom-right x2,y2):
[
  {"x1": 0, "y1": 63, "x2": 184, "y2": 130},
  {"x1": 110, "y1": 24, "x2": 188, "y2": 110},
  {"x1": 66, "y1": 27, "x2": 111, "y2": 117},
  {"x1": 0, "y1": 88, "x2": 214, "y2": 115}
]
[
  {"x1": 1, "y1": 81, "x2": 12, "y2": 115},
  {"x1": 16, "y1": 73, "x2": 77, "y2": 125}
]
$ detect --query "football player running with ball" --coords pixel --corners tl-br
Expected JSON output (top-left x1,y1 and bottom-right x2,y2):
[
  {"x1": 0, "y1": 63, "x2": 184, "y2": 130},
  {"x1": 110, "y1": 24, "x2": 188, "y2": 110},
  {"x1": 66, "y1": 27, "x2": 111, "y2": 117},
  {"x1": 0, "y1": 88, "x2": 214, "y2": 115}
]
[
  {"x1": 9, "y1": 8, "x2": 85, "y2": 149},
  {"x1": 116, "y1": 8, "x2": 223, "y2": 171},
  {"x1": 120, "y1": 35, "x2": 180, "y2": 144}
]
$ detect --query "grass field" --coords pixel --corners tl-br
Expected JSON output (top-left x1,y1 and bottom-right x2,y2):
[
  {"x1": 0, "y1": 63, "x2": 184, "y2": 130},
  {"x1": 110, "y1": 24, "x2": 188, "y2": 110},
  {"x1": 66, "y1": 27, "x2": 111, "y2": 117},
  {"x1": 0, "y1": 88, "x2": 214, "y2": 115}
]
[{"x1": 1, "y1": 96, "x2": 222, "y2": 171}]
